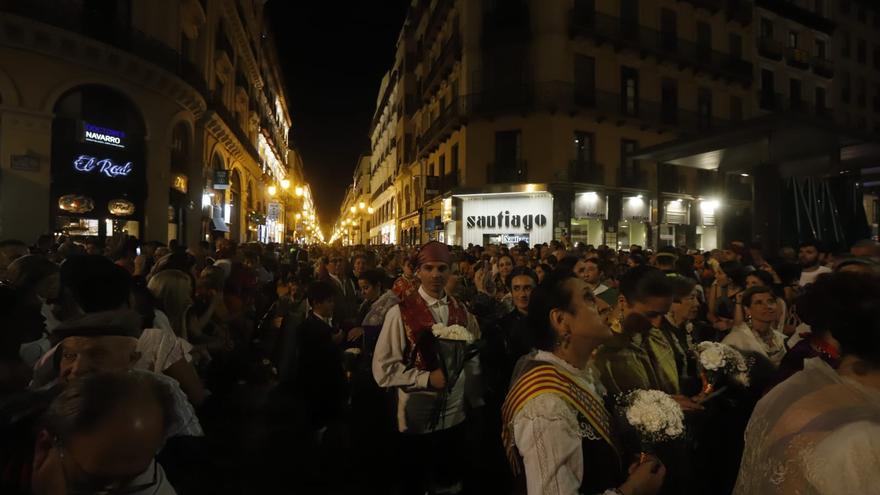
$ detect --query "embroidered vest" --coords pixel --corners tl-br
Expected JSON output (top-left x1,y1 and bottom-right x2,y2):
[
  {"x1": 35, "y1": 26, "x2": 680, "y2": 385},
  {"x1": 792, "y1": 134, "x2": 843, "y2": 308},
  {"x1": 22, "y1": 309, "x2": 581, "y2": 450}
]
[
  {"x1": 502, "y1": 362, "x2": 623, "y2": 483},
  {"x1": 398, "y1": 291, "x2": 469, "y2": 371}
]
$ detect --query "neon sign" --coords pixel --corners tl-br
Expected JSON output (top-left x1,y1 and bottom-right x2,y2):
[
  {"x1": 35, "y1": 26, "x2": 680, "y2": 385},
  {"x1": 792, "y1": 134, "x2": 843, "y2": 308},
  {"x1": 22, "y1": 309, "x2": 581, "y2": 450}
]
[
  {"x1": 83, "y1": 122, "x2": 126, "y2": 148},
  {"x1": 73, "y1": 155, "x2": 133, "y2": 178}
]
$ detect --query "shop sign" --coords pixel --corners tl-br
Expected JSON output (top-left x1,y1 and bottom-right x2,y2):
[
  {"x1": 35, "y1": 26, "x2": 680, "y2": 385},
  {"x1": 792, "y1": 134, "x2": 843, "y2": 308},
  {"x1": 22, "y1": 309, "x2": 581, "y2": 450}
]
[
  {"x1": 73, "y1": 155, "x2": 132, "y2": 178},
  {"x1": 622, "y1": 196, "x2": 650, "y2": 222},
  {"x1": 172, "y1": 174, "x2": 188, "y2": 194},
  {"x1": 459, "y1": 192, "x2": 553, "y2": 246},
  {"x1": 82, "y1": 122, "x2": 126, "y2": 148},
  {"x1": 267, "y1": 201, "x2": 282, "y2": 221},
  {"x1": 213, "y1": 170, "x2": 229, "y2": 190},
  {"x1": 663, "y1": 199, "x2": 691, "y2": 225},
  {"x1": 573, "y1": 192, "x2": 608, "y2": 219}
]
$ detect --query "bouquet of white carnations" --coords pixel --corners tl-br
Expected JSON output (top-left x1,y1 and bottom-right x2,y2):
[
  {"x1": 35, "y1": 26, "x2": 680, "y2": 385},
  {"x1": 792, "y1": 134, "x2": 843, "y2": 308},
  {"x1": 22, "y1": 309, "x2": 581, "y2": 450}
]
[
  {"x1": 428, "y1": 323, "x2": 477, "y2": 429},
  {"x1": 694, "y1": 341, "x2": 750, "y2": 398},
  {"x1": 617, "y1": 390, "x2": 685, "y2": 462}
]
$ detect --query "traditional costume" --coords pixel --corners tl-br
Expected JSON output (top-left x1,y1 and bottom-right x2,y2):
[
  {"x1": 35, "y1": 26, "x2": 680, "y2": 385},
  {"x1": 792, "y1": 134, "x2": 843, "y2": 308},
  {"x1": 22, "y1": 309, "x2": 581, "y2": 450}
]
[
  {"x1": 372, "y1": 241, "x2": 482, "y2": 494},
  {"x1": 502, "y1": 351, "x2": 625, "y2": 495}
]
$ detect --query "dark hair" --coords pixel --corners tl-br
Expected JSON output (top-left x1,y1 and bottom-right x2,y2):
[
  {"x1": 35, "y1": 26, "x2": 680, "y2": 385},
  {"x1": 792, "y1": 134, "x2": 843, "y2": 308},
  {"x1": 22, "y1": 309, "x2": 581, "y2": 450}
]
[
  {"x1": 799, "y1": 239, "x2": 828, "y2": 253},
  {"x1": 629, "y1": 253, "x2": 646, "y2": 266},
  {"x1": 536, "y1": 263, "x2": 552, "y2": 275},
  {"x1": 746, "y1": 269, "x2": 774, "y2": 287},
  {"x1": 43, "y1": 371, "x2": 177, "y2": 441},
  {"x1": 357, "y1": 268, "x2": 385, "y2": 289},
  {"x1": 741, "y1": 286, "x2": 773, "y2": 308},
  {"x1": 719, "y1": 260, "x2": 748, "y2": 287},
  {"x1": 555, "y1": 255, "x2": 582, "y2": 276},
  {"x1": 618, "y1": 266, "x2": 673, "y2": 304},
  {"x1": 59, "y1": 255, "x2": 131, "y2": 312},
  {"x1": 796, "y1": 272, "x2": 880, "y2": 365},
  {"x1": 5, "y1": 255, "x2": 59, "y2": 294},
  {"x1": 306, "y1": 280, "x2": 336, "y2": 306},
  {"x1": 507, "y1": 266, "x2": 538, "y2": 288},
  {"x1": 497, "y1": 253, "x2": 514, "y2": 267},
  {"x1": 668, "y1": 276, "x2": 697, "y2": 302},
  {"x1": 527, "y1": 272, "x2": 581, "y2": 351}
]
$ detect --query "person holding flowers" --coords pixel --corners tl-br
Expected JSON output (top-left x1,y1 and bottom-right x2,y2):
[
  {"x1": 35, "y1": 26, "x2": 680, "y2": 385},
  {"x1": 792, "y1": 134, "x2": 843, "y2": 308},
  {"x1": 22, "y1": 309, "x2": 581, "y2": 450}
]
[
  {"x1": 372, "y1": 241, "x2": 482, "y2": 495},
  {"x1": 502, "y1": 271, "x2": 666, "y2": 495}
]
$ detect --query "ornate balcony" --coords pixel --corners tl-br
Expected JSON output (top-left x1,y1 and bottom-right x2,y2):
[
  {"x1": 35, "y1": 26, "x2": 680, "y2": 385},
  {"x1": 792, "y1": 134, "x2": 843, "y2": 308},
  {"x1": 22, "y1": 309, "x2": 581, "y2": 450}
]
[
  {"x1": 785, "y1": 47, "x2": 810, "y2": 70},
  {"x1": 487, "y1": 160, "x2": 528, "y2": 184},
  {"x1": 758, "y1": 37, "x2": 784, "y2": 60},
  {"x1": 569, "y1": 161, "x2": 604, "y2": 184},
  {"x1": 812, "y1": 57, "x2": 834, "y2": 78}
]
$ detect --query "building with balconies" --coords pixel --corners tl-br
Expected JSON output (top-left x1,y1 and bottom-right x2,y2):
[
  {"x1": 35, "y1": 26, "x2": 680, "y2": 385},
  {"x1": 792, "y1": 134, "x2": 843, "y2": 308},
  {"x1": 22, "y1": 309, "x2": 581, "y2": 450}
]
[
  {"x1": 0, "y1": 0, "x2": 299, "y2": 246},
  {"x1": 402, "y1": 0, "x2": 753, "y2": 249}
]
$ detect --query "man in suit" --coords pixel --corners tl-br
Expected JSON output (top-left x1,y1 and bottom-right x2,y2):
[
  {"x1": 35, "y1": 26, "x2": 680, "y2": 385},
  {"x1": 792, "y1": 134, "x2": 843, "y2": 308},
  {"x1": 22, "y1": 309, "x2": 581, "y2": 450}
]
[{"x1": 294, "y1": 281, "x2": 346, "y2": 433}]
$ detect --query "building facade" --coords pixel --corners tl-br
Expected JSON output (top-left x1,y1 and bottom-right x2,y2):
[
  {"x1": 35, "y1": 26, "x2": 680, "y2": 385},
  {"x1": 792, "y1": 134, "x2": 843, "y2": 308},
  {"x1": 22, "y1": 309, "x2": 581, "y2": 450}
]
[{"x1": 0, "y1": 0, "x2": 314, "y2": 247}]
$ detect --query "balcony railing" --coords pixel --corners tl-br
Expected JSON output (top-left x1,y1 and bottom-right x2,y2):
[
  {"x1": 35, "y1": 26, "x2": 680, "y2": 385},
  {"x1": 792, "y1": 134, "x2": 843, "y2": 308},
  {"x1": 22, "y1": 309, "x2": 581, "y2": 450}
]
[
  {"x1": 569, "y1": 161, "x2": 604, "y2": 184},
  {"x1": 755, "y1": 0, "x2": 835, "y2": 35},
  {"x1": 568, "y1": 10, "x2": 752, "y2": 84},
  {"x1": 812, "y1": 57, "x2": 834, "y2": 78},
  {"x1": 757, "y1": 91, "x2": 831, "y2": 118},
  {"x1": 758, "y1": 37, "x2": 784, "y2": 60},
  {"x1": 487, "y1": 161, "x2": 528, "y2": 184},
  {"x1": 209, "y1": 92, "x2": 260, "y2": 163},
  {"x1": 785, "y1": 47, "x2": 810, "y2": 69},
  {"x1": 421, "y1": 30, "x2": 462, "y2": 96}
]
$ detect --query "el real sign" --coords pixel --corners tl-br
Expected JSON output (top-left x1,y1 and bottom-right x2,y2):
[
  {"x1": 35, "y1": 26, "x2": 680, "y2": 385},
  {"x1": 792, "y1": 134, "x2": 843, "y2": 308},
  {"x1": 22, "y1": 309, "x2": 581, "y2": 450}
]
[
  {"x1": 73, "y1": 155, "x2": 133, "y2": 178},
  {"x1": 82, "y1": 122, "x2": 126, "y2": 149},
  {"x1": 459, "y1": 192, "x2": 553, "y2": 246}
]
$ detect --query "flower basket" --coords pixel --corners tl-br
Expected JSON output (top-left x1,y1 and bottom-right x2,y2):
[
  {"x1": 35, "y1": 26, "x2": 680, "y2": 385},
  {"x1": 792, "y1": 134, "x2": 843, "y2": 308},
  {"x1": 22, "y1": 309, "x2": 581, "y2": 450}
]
[{"x1": 427, "y1": 324, "x2": 477, "y2": 430}]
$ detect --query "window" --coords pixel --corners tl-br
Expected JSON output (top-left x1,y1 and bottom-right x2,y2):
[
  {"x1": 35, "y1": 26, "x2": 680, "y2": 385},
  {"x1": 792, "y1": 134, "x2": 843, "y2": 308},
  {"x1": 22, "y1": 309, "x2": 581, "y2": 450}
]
[
  {"x1": 790, "y1": 78, "x2": 803, "y2": 109},
  {"x1": 816, "y1": 39, "x2": 827, "y2": 59},
  {"x1": 815, "y1": 86, "x2": 827, "y2": 112},
  {"x1": 660, "y1": 9, "x2": 677, "y2": 51},
  {"x1": 621, "y1": 66, "x2": 639, "y2": 116},
  {"x1": 729, "y1": 33, "x2": 742, "y2": 59},
  {"x1": 494, "y1": 130, "x2": 521, "y2": 166},
  {"x1": 788, "y1": 31, "x2": 798, "y2": 49},
  {"x1": 858, "y1": 39, "x2": 867, "y2": 64},
  {"x1": 858, "y1": 5, "x2": 866, "y2": 22},
  {"x1": 621, "y1": 0, "x2": 638, "y2": 34},
  {"x1": 697, "y1": 22, "x2": 712, "y2": 57},
  {"x1": 730, "y1": 95, "x2": 743, "y2": 121},
  {"x1": 620, "y1": 139, "x2": 639, "y2": 180},
  {"x1": 859, "y1": 78, "x2": 867, "y2": 105},
  {"x1": 841, "y1": 72, "x2": 851, "y2": 103},
  {"x1": 661, "y1": 79, "x2": 678, "y2": 124},
  {"x1": 698, "y1": 88, "x2": 712, "y2": 128},
  {"x1": 439, "y1": 154, "x2": 446, "y2": 176},
  {"x1": 760, "y1": 18, "x2": 773, "y2": 38},
  {"x1": 875, "y1": 47, "x2": 880, "y2": 70},
  {"x1": 573, "y1": 132, "x2": 594, "y2": 163},
  {"x1": 451, "y1": 143, "x2": 460, "y2": 174},
  {"x1": 574, "y1": 55, "x2": 596, "y2": 105},
  {"x1": 761, "y1": 69, "x2": 776, "y2": 109},
  {"x1": 428, "y1": 163, "x2": 435, "y2": 176},
  {"x1": 842, "y1": 34, "x2": 851, "y2": 58}
]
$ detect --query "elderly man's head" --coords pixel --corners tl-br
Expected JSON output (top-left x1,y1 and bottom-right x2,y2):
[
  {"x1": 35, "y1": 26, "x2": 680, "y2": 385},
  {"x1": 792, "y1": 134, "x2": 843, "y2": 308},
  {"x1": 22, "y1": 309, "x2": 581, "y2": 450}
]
[
  {"x1": 31, "y1": 371, "x2": 176, "y2": 495},
  {"x1": 55, "y1": 311, "x2": 142, "y2": 383}
]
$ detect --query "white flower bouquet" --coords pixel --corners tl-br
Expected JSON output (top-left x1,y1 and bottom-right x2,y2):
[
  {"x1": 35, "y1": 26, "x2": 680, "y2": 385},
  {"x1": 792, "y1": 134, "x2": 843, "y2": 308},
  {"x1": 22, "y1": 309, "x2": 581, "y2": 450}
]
[
  {"x1": 428, "y1": 323, "x2": 477, "y2": 429},
  {"x1": 617, "y1": 390, "x2": 685, "y2": 461},
  {"x1": 694, "y1": 341, "x2": 750, "y2": 398}
]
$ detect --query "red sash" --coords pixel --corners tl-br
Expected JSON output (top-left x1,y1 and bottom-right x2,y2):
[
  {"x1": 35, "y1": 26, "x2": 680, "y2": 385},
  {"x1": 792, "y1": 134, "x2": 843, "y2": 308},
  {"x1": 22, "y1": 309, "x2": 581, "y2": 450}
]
[{"x1": 398, "y1": 290, "x2": 469, "y2": 371}]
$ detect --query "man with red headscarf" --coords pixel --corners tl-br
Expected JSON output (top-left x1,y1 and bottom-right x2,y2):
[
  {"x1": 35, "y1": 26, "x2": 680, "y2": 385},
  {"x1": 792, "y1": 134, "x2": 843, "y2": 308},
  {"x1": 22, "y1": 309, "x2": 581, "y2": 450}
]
[{"x1": 372, "y1": 241, "x2": 483, "y2": 495}]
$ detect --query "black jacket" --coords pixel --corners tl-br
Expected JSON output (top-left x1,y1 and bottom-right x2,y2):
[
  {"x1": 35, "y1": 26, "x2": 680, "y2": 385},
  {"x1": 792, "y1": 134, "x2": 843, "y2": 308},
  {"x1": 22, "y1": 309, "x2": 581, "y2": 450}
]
[{"x1": 292, "y1": 313, "x2": 347, "y2": 430}]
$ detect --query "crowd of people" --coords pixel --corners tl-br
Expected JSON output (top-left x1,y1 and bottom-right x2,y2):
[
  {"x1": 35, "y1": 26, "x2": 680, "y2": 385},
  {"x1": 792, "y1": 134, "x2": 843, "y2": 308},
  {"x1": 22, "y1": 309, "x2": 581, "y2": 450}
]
[{"x1": 0, "y1": 232, "x2": 879, "y2": 494}]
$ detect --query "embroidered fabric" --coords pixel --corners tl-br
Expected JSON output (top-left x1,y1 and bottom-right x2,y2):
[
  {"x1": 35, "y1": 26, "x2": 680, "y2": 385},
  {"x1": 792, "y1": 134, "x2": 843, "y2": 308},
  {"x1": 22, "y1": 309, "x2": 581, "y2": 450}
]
[{"x1": 734, "y1": 359, "x2": 880, "y2": 495}]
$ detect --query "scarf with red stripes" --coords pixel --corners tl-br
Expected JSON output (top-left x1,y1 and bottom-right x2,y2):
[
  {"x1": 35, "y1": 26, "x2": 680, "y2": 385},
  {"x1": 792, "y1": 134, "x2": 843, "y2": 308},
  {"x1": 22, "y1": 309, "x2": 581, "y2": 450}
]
[
  {"x1": 398, "y1": 290, "x2": 469, "y2": 371},
  {"x1": 501, "y1": 362, "x2": 621, "y2": 475}
]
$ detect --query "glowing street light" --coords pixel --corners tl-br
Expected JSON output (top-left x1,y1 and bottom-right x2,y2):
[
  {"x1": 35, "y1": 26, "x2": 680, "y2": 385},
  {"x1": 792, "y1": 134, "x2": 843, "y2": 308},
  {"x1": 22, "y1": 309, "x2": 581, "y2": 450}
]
[
  {"x1": 267, "y1": 185, "x2": 277, "y2": 196},
  {"x1": 295, "y1": 213, "x2": 301, "y2": 220},
  {"x1": 295, "y1": 186, "x2": 304, "y2": 197},
  {"x1": 367, "y1": 206, "x2": 374, "y2": 214},
  {"x1": 350, "y1": 206, "x2": 356, "y2": 214},
  {"x1": 359, "y1": 202, "x2": 365, "y2": 210},
  {"x1": 280, "y1": 179, "x2": 291, "y2": 190}
]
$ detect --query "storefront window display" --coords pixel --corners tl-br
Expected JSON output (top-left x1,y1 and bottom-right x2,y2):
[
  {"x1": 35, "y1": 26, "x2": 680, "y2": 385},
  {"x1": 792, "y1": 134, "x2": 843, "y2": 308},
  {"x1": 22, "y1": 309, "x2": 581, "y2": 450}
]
[
  {"x1": 572, "y1": 192, "x2": 607, "y2": 246},
  {"x1": 618, "y1": 195, "x2": 650, "y2": 250}
]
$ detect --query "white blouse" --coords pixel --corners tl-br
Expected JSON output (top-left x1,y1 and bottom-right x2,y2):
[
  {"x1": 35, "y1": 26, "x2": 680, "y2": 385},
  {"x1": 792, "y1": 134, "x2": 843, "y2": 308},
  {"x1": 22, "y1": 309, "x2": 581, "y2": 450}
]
[{"x1": 511, "y1": 351, "x2": 620, "y2": 495}]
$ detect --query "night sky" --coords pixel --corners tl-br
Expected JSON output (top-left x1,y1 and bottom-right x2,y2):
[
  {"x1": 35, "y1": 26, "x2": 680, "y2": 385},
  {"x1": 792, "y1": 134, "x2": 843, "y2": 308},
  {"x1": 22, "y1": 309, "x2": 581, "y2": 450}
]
[{"x1": 268, "y1": 0, "x2": 411, "y2": 229}]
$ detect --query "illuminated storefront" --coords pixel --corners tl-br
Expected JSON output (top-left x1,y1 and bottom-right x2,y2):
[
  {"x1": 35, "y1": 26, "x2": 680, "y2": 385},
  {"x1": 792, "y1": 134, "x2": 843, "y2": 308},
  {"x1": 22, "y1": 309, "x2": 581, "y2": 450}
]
[
  {"x1": 454, "y1": 191, "x2": 554, "y2": 247},
  {"x1": 571, "y1": 191, "x2": 608, "y2": 246},
  {"x1": 617, "y1": 195, "x2": 651, "y2": 250},
  {"x1": 51, "y1": 86, "x2": 146, "y2": 239}
]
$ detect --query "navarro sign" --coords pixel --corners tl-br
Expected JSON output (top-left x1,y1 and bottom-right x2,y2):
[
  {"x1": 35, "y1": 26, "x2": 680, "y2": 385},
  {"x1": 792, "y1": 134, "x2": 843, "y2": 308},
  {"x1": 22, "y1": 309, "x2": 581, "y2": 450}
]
[
  {"x1": 82, "y1": 122, "x2": 126, "y2": 148},
  {"x1": 73, "y1": 155, "x2": 133, "y2": 178}
]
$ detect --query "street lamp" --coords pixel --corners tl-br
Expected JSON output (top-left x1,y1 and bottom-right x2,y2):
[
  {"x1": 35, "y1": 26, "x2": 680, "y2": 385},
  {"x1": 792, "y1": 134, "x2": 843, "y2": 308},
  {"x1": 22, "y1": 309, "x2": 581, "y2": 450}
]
[
  {"x1": 367, "y1": 206, "x2": 374, "y2": 214},
  {"x1": 267, "y1": 185, "x2": 277, "y2": 196},
  {"x1": 350, "y1": 206, "x2": 356, "y2": 214},
  {"x1": 359, "y1": 202, "x2": 365, "y2": 210},
  {"x1": 280, "y1": 178, "x2": 291, "y2": 190},
  {"x1": 295, "y1": 186, "x2": 304, "y2": 197}
]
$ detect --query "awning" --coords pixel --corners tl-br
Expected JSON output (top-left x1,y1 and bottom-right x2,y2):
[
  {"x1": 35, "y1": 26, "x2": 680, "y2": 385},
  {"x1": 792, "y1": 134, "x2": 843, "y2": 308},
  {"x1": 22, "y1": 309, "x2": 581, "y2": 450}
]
[{"x1": 630, "y1": 114, "x2": 869, "y2": 176}]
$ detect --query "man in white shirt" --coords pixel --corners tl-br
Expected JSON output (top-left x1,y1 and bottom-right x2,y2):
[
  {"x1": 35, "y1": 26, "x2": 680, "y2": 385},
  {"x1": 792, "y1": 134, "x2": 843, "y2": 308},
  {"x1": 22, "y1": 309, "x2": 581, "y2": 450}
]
[
  {"x1": 797, "y1": 240, "x2": 831, "y2": 287},
  {"x1": 372, "y1": 241, "x2": 482, "y2": 495}
]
